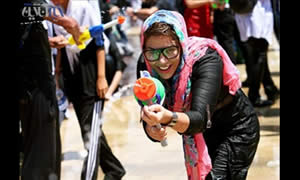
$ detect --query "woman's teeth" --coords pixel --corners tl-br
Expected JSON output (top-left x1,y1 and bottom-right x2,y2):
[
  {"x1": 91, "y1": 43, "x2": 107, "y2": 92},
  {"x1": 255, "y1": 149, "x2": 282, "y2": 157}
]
[{"x1": 160, "y1": 66, "x2": 169, "y2": 70}]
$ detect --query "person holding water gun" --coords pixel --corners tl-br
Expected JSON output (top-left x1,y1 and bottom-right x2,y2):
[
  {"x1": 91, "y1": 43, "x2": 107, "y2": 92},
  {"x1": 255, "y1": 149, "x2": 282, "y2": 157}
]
[
  {"x1": 136, "y1": 10, "x2": 260, "y2": 180},
  {"x1": 52, "y1": 0, "x2": 126, "y2": 179}
]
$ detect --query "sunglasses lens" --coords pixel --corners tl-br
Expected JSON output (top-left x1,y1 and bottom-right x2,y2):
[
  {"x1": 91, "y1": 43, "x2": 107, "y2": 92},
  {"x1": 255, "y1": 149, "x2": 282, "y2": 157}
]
[
  {"x1": 163, "y1": 46, "x2": 179, "y2": 59},
  {"x1": 144, "y1": 50, "x2": 160, "y2": 61}
]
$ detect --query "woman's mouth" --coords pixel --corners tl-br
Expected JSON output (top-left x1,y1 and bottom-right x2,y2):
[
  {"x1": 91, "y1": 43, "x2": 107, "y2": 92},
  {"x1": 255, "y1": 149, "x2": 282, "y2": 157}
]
[{"x1": 158, "y1": 65, "x2": 172, "y2": 73}]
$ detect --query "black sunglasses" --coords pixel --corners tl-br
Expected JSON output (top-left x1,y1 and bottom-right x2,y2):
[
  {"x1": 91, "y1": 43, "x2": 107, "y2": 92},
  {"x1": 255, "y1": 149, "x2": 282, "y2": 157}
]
[{"x1": 143, "y1": 46, "x2": 179, "y2": 62}]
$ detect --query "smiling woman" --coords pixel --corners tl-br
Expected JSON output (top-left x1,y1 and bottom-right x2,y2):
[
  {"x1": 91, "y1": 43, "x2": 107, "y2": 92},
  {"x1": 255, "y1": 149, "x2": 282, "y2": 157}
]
[
  {"x1": 137, "y1": 10, "x2": 260, "y2": 180},
  {"x1": 143, "y1": 35, "x2": 181, "y2": 80},
  {"x1": 142, "y1": 23, "x2": 182, "y2": 80}
]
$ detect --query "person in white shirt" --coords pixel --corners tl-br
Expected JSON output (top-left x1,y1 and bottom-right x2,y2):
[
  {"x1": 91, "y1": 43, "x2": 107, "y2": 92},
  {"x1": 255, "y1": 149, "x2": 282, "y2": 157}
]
[{"x1": 234, "y1": 0, "x2": 279, "y2": 107}]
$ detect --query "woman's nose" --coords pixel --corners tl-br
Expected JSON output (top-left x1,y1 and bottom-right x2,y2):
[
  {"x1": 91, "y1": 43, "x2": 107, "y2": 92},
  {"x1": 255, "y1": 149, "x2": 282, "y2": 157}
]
[{"x1": 158, "y1": 54, "x2": 168, "y2": 64}]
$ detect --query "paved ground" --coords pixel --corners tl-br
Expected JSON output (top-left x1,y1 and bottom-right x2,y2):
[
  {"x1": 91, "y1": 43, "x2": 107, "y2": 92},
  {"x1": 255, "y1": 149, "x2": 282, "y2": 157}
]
[{"x1": 59, "y1": 26, "x2": 280, "y2": 180}]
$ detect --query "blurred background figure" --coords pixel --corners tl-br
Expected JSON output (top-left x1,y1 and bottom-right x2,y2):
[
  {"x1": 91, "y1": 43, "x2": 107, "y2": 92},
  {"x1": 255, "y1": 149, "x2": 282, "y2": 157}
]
[
  {"x1": 17, "y1": 0, "x2": 82, "y2": 179},
  {"x1": 183, "y1": 0, "x2": 214, "y2": 39},
  {"x1": 52, "y1": 0, "x2": 126, "y2": 179},
  {"x1": 126, "y1": 0, "x2": 183, "y2": 22},
  {"x1": 46, "y1": 19, "x2": 71, "y2": 125},
  {"x1": 213, "y1": 1, "x2": 247, "y2": 65},
  {"x1": 233, "y1": 0, "x2": 280, "y2": 107},
  {"x1": 100, "y1": 0, "x2": 135, "y2": 57}
]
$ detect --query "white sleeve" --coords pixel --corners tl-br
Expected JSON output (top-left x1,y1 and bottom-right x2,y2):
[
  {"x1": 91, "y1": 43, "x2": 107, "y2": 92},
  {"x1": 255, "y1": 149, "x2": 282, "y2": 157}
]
[{"x1": 88, "y1": 0, "x2": 102, "y2": 24}]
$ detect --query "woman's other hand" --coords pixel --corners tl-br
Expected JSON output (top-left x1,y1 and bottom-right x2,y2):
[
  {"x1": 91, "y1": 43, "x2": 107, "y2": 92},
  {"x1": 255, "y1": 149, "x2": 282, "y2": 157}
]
[{"x1": 145, "y1": 124, "x2": 167, "y2": 142}]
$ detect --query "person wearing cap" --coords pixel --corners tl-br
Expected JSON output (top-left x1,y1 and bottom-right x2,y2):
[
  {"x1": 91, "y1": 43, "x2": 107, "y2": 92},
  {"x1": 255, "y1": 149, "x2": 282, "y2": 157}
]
[{"x1": 137, "y1": 10, "x2": 260, "y2": 179}]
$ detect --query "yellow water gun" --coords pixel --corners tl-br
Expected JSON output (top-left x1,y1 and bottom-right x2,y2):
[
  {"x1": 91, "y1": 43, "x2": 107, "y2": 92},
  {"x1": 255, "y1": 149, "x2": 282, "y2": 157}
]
[{"x1": 68, "y1": 15, "x2": 126, "y2": 50}]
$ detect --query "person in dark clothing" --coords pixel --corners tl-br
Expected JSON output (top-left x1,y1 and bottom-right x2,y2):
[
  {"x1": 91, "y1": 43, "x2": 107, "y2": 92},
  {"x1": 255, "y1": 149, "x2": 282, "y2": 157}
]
[
  {"x1": 17, "y1": 0, "x2": 81, "y2": 179},
  {"x1": 137, "y1": 10, "x2": 260, "y2": 180},
  {"x1": 99, "y1": 0, "x2": 134, "y2": 58},
  {"x1": 99, "y1": 0, "x2": 128, "y2": 98},
  {"x1": 56, "y1": 24, "x2": 126, "y2": 180},
  {"x1": 53, "y1": 0, "x2": 126, "y2": 179},
  {"x1": 234, "y1": 0, "x2": 280, "y2": 107},
  {"x1": 213, "y1": 7, "x2": 247, "y2": 65},
  {"x1": 104, "y1": 37, "x2": 127, "y2": 99}
]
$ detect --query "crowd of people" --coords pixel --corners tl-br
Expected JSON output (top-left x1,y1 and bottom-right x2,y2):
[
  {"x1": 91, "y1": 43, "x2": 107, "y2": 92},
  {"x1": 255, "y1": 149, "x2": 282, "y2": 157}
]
[{"x1": 17, "y1": 0, "x2": 279, "y2": 179}]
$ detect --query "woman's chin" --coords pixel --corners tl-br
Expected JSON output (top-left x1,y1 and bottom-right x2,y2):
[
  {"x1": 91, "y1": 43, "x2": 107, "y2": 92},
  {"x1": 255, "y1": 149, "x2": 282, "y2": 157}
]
[{"x1": 157, "y1": 72, "x2": 173, "y2": 80}]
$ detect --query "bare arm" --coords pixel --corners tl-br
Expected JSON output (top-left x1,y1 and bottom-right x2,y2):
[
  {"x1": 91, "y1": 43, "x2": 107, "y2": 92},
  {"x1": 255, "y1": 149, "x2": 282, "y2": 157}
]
[
  {"x1": 136, "y1": 6, "x2": 158, "y2": 20},
  {"x1": 44, "y1": 9, "x2": 81, "y2": 44},
  {"x1": 105, "y1": 71, "x2": 123, "y2": 99},
  {"x1": 126, "y1": 6, "x2": 158, "y2": 21},
  {"x1": 96, "y1": 48, "x2": 109, "y2": 99}
]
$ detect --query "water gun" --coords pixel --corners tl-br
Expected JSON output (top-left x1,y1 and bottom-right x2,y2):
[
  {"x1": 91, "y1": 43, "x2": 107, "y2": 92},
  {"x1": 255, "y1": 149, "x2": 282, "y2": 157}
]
[
  {"x1": 68, "y1": 15, "x2": 126, "y2": 50},
  {"x1": 133, "y1": 71, "x2": 168, "y2": 147},
  {"x1": 212, "y1": 0, "x2": 229, "y2": 9}
]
